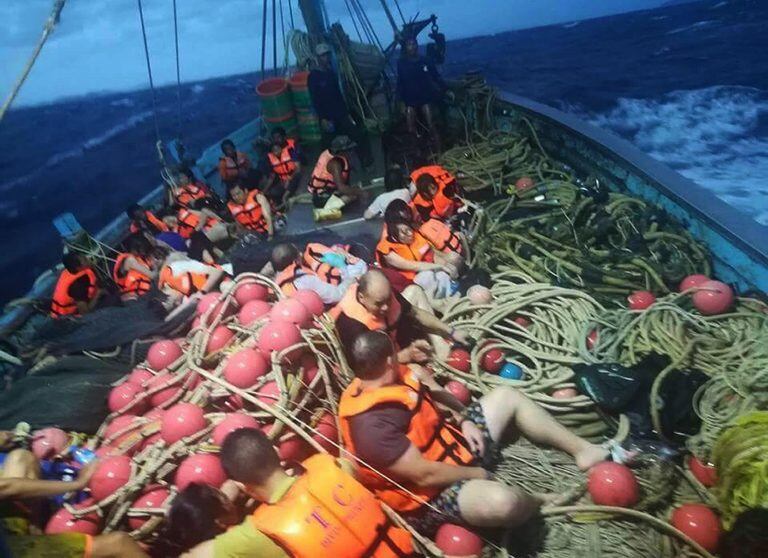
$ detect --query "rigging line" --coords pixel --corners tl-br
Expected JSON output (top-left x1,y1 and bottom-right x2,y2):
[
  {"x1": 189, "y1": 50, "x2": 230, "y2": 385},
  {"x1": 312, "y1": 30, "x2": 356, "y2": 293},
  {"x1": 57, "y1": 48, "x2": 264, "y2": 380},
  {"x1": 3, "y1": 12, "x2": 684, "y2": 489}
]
[
  {"x1": 343, "y1": 0, "x2": 364, "y2": 43},
  {"x1": 352, "y1": 0, "x2": 384, "y2": 51},
  {"x1": 348, "y1": 0, "x2": 374, "y2": 45},
  {"x1": 260, "y1": 0, "x2": 268, "y2": 79},
  {"x1": 278, "y1": 0, "x2": 287, "y2": 68},
  {"x1": 392, "y1": 0, "x2": 407, "y2": 25},
  {"x1": 0, "y1": 0, "x2": 67, "y2": 123},
  {"x1": 287, "y1": 0, "x2": 295, "y2": 29},
  {"x1": 272, "y1": 0, "x2": 278, "y2": 76},
  {"x1": 136, "y1": 0, "x2": 162, "y2": 146},
  {"x1": 172, "y1": 0, "x2": 182, "y2": 139}
]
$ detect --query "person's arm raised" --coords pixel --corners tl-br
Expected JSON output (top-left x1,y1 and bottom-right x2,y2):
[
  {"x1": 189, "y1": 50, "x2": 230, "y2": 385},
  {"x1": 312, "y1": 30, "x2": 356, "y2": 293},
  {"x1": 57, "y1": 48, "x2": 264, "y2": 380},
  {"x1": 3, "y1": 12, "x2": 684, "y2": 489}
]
[{"x1": 387, "y1": 444, "x2": 487, "y2": 489}]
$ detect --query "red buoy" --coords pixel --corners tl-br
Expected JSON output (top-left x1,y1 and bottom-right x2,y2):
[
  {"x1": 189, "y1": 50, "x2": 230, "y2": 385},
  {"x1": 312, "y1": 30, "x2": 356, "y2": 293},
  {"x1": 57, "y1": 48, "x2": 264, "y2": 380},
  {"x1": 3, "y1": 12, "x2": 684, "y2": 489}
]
[
  {"x1": 256, "y1": 380, "x2": 281, "y2": 406},
  {"x1": 688, "y1": 456, "x2": 717, "y2": 487},
  {"x1": 587, "y1": 330, "x2": 598, "y2": 350},
  {"x1": 447, "y1": 348, "x2": 471, "y2": 372},
  {"x1": 206, "y1": 325, "x2": 234, "y2": 354},
  {"x1": 223, "y1": 348, "x2": 269, "y2": 388},
  {"x1": 258, "y1": 320, "x2": 302, "y2": 355},
  {"x1": 212, "y1": 413, "x2": 259, "y2": 446},
  {"x1": 671, "y1": 504, "x2": 722, "y2": 552},
  {"x1": 312, "y1": 412, "x2": 338, "y2": 455},
  {"x1": 234, "y1": 282, "x2": 269, "y2": 306},
  {"x1": 146, "y1": 373, "x2": 180, "y2": 407},
  {"x1": 146, "y1": 339, "x2": 183, "y2": 370},
  {"x1": 89, "y1": 455, "x2": 132, "y2": 501},
  {"x1": 108, "y1": 382, "x2": 147, "y2": 414},
  {"x1": 467, "y1": 285, "x2": 493, "y2": 305},
  {"x1": 277, "y1": 435, "x2": 311, "y2": 462},
  {"x1": 292, "y1": 289, "x2": 325, "y2": 317},
  {"x1": 271, "y1": 299, "x2": 311, "y2": 328},
  {"x1": 104, "y1": 414, "x2": 138, "y2": 439},
  {"x1": 175, "y1": 453, "x2": 226, "y2": 491},
  {"x1": 515, "y1": 176, "x2": 535, "y2": 191},
  {"x1": 434, "y1": 523, "x2": 484, "y2": 557},
  {"x1": 196, "y1": 292, "x2": 222, "y2": 316},
  {"x1": 628, "y1": 291, "x2": 656, "y2": 310},
  {"x1": 126, "y1": 368, "x2": 153, "y2": 387},
  {"x1": 238, "y1": 300, "x2": 271, "y2": 326},
  {"x1": 299, "y1": 353, "x2": 319, "y2": 384},
  {"x1": 481, "y1": 348, "x2": 505, "y2": 374},
  {"x1": 45, "y1": 498, "x2": 100, "y2": 535},
  {"x1": 587, "y1": 462, "x2": 639, "y2": 507},
  {"x1": 679, "y1": 274, "x2": 710, "y2": 292},
  {"x1": 161, "y1": 403, "x2": 206, "y2": 444},
  {"x1": 128, "y1": 486, "x2": 171, "y2": 529},
  {"x1": 551, "y1": 387, "x2": 579, "y2": 399},
  {"x1": 31, "y1": 427, "x2": 69, "y2": 460},
  {"x1": 445, "y1": 381, "x2": 471, "y2": 405},
  {"x1": 692, "y1": 280, "x2": 734, "y2": 315}
]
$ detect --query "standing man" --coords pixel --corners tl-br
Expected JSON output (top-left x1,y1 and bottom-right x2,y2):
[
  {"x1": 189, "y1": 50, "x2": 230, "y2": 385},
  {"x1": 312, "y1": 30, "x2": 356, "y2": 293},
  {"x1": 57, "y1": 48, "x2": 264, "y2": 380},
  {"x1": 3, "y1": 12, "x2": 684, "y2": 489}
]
[{"x1": 308, "y1": 43, "x2": 372, "y2": 166}]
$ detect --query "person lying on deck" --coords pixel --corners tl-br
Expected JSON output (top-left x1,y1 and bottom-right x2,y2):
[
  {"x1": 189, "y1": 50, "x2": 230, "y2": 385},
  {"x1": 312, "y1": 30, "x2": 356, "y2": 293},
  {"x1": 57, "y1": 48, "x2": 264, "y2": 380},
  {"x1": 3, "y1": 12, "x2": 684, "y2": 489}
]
[
  {"x1": 218, "y1": 139, "x2": 260, "y2": 189},
  {"x1": 330, "y1": 269, "x2": 467, "y2": 364},
  {"x1": 264, "y1": 127, "x2": 303, "y2": 209},
  {"x1": 226, "y1": 183, "x2": 273, "y2": 241},
  {"x1": 158, "y1": 252, "x2": 228, "y2": 304},
  {"x1": 270, "y1": 243, "x2": 366, "y2": 305},
  {"x1": 49, "y1": 253, "x2": 104, "y2": 319},
  {"x1": 172, "y1": 428, "x2": 414, "y2": 558},
  {"x1": 339, "y1": 330, "x2": 610, "y2": 537},
  {"x1": 307, "y1": 135, "x2": 362, "y2": 222},
  {"x1": 167, "y1": 201, "x2": 234, "y2": 246},
  {"x1": 0, "y1": 443, "x2": 147, "y2": 558}
]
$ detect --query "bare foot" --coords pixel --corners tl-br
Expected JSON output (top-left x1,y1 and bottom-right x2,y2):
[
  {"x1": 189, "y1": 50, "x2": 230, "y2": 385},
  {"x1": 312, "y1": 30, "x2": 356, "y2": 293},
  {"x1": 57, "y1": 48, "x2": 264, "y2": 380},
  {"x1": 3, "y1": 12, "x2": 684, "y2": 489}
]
[{"x1": 575, "y1": 444, "x2": 610, "y2": 471}]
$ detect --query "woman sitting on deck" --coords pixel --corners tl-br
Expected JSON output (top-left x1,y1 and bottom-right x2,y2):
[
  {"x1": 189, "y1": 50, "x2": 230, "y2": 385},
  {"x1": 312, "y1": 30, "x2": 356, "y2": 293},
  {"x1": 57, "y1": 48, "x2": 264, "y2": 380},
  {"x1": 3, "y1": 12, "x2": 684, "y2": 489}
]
[
  {"x1": 112, "y1": 233, "x2": 158, "y2": 301},
  {"x1": 169, "y1": 169, "x2": 211, "y2": 209},
  {"x1": 218, "y1": 139, "x2": 260, "y2": 189}
]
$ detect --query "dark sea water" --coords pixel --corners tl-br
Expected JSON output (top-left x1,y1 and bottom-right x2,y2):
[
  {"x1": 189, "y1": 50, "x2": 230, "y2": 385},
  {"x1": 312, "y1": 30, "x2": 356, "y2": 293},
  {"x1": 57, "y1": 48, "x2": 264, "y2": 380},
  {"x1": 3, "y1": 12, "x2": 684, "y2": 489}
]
[{"x1": 1, "y1": 0, "x2": 766, "y2": 305}]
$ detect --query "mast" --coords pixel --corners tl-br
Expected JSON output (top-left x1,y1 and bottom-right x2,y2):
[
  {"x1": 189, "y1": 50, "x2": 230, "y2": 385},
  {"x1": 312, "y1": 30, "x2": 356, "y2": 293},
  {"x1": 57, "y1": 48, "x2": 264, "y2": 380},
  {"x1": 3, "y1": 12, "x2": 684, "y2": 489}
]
[
  {"x1": 297, "y1": 0, "x2": 326, "y2": 38},
  {"x1": 377, "y1": 0, "x2": 400, "y2": 36}
]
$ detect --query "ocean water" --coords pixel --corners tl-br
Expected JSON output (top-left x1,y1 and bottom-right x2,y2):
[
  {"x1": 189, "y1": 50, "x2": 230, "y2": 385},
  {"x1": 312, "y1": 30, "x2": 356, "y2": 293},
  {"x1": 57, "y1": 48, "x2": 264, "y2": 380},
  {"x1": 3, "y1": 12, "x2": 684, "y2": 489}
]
[{"x1": 1, "y1": 0, "x2": 766, "y2": 304}]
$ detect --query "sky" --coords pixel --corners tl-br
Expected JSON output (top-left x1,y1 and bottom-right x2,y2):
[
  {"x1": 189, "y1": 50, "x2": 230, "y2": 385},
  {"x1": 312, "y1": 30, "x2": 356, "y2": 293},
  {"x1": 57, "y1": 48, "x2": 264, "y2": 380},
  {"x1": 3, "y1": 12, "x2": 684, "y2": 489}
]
[{"x1": 0, "y1": 0, "x2": 670, "y2": 107}]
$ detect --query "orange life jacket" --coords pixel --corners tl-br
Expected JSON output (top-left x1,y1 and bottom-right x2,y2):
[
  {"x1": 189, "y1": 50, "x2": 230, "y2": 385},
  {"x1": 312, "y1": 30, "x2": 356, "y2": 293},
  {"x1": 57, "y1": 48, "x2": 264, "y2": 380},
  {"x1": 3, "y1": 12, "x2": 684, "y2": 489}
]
[
  {"x1": 275, "y1": 262, "x2": 317, "y2": 297},
  {"x1": 227, "y1": 190, "x2": 268, "y2": 233},
  {"x1": 330, "y1": 283, "x2": 402, "y2": 342},
  {"x1": 176, "y1": 208, "x2": 221, "y2": 240},
  {"x1": 309, "y1": 150, "x2": 349, "y2": 196},
  {"x1": 419, "y1": 218, "x2": 462, "y2": 254},
  {"x1": 218, "y1": 151, "x2": 251, "y2": 182},
  {"x1": 268, "y1": 139, "x2": 298, "y2": 181},
  {"x1": 339, "y1": 368, "x2": 475, "y2": 512},
  {"x1": 113, "y1": 253, "x2": 152, "y2": 298},
  {"x1": 50, "y1": 268, "x2": 98, "y2": 318},
  {"x1": 410, "y1": 165, "x2": 461, "y2": 221},
  {"x1": 176, "y1": 181, "x2": 208, "y2": 208},
  {"x1": 375, "y1": 230, "x2": 433, "y2": 282},
  {"x1": 158, "y1": 264, "x2": 209, "y2": 297},
  {"x1": 250, "y1": 454, "x2": 414, "y2": 558},
  {"x1": 129, "y1": 210, "x2": 169, "y2": 235},
  {"x1": 302, "y1": 243, "x2": 359, "y2": 286}
]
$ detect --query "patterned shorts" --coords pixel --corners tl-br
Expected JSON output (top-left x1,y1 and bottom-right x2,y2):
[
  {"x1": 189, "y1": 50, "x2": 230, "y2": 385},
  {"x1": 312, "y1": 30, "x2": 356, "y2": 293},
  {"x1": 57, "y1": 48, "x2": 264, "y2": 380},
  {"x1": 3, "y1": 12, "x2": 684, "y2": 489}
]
[{"x1": 401, "y1": 400, "x2": 500, "y2": 536}]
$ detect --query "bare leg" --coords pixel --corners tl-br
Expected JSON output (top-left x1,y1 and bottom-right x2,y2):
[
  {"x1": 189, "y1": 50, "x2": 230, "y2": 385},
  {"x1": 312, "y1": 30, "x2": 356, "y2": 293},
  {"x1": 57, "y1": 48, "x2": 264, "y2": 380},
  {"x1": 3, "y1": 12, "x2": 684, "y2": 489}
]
[
  {"x1": 456, "y1": 479, "x2": 541, "y2": 528},
  {"x1": 91, "y1": 532, "x2": 148, "y2": 558},
  {"x1": 422, "y1": 104, "x2": 441, "y2": 151},
  {"x1": 401, "y1": 285, "x2": 451, "y2": 360},
  {"x1": 0, "y1": 449, "x2": 40, "y2": 480},
  {"x1": 480, "y1": 386, "x2": 608, "y2": 470}
]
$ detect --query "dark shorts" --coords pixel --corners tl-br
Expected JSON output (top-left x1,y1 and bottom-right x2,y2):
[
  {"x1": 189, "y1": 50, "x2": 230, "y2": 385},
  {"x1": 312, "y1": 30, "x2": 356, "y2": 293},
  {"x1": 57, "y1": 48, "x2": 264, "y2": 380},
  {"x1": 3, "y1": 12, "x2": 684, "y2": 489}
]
[{"x1": 401, "y1": 401, "x2": 500, "y2": 536}]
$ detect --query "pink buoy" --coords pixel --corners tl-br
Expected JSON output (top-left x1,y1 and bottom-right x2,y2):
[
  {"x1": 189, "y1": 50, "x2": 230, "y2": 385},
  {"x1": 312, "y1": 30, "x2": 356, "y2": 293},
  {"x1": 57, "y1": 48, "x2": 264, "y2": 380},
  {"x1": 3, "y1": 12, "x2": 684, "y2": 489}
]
[
  {"x1": 31, "y1": 428, "x2": 69, "y2": 460},
  {"x1": 45, "y1": 498, "x2": 100, "y2": 535},
  {"x1": 270, "y1": 299, "x2": 311, "y2": 328},
  {"x1": 212, "y1": 413, "x2": 259, "y2": 446},
  {"x1": 235, "y1": 282, "x2": 269, "y2": 305},
  {"x1": 692, "y1": 280, "x2": 734, "y2": 316},
  {"x1": 161, "y1": 403, "x2": 207, "y2": 444},
  {"x1": 89, "y1": 455, "x2": 132, "y2": 501},
  {"x1": 445, "y1": 381, "x2": 471, "y2": 406},
  {"x1": 587, "y1": 462, "x2": 639, "y2": 507},
  {"x1": 238, "y1": 300, "x2": 272, "y2": 325},
  {"x1": 147, "y1": 339, "x2": 183, "y2": 370},
  {"x1": 277, "y1": 435, "x2": 311, "y2": 462},
  {"x1": 141, "y1": 432, "x2": 162, "y2": 451},
  {"x1": 104, "y1": 415, "x2": 138, "y2": 439},
  {"x1": 515, "y1": 176, "x2": 535, "y2": 191},
  {"x1": 146, "y1": 373, "x2": 180, "y2": 407},
  {"x1": 223, "y1": 348, "x2": 269, "y2": 388},
  {"x1": 671, "y1": 504, "x2": 722, "y2": 552},
  {"x1": 627, "y1": 291, "x2": 656, "y2": 310},
  {"x1": 292, "y1": 289, "x2": 325, "y2": 317},
  {"x1": 258, "y1": 321, "x2": 302, "y2": 355},
  {"x1": 143, "y1": 408, "x2": 166, "y2": 422},
  {"x1": 467, "y1": 285, "x2": 493, "y2": 305},
  {"x1": 108, "y1": 382, "x2": 147, "y2": 414},
  {"x1": 551, "y1": 387, "x2": 579, "y2": 399},
  {"x1": 94, "y1": 445, "x2": 120, "y2": 459},
  {"x1": 206, "y1": 325, "x2": 234, "y2": 354},
  {"x1": 679, "y1": 274, "x2": 710, "y2": 292},
  {"x1": 300, "y1": 353, "x2": 320, "y2": 384},
  {"x1": 688, "y1": 456, "x2": 718, "y2": 487},
  {"x1": 128, "y1": 485, "x2": 171, "y2": 529},
  {"x1": 256, "y1": 380, "x2": 281, "y2": 406},
  {"x1": 312, "y1": 412, "x2": 339, "y2": 455},
  {"x1": 175, "y1": 453, "x2": 226, "y2": 491},
  {"x1": 196, "y1": 292, "x2": 223, "y2": 316},
  {"x1": 587, "y1": 330, "x2": 598, "y2": 350},
  {"x1": 435, "y1": 523, "x2": 483, "y2": 557},
  {"x1": 126, "y1": 368, "x2": 154, "y2": 387},
  {"x1": 224, "y1": 393, "x2": 244, "y2": 411},
  {"x1": 513, "y1": 315, "x2": 531, "y2": 328}
]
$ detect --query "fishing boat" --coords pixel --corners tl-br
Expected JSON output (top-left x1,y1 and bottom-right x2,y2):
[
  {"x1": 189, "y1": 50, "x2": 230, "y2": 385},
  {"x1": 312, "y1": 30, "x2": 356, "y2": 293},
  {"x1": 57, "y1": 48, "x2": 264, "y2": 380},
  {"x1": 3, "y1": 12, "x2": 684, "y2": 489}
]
[{"x1": 0, "y1": 1, "x2": 765, "y2": 557}]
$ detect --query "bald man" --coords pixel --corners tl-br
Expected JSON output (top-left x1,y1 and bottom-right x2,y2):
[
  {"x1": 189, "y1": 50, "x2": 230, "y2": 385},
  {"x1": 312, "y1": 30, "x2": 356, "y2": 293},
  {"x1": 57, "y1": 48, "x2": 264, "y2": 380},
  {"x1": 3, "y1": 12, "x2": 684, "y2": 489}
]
[{"x1": 331, "y1": 269, "x2": 467, "y2": 364}]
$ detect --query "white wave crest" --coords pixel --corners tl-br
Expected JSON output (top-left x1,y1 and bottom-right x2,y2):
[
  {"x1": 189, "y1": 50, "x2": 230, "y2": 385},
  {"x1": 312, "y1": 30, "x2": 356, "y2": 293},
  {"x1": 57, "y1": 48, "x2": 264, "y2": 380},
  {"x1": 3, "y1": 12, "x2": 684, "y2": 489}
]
[
  {"x1": 588, "y1": 86, "x2": 768, "y2": 225},
  {"x1": 562, "y1": 21, "x2": 580, "y2": 29},
  {"x1": 666, "y1": 20, "x2": 717, "y2": 35}
]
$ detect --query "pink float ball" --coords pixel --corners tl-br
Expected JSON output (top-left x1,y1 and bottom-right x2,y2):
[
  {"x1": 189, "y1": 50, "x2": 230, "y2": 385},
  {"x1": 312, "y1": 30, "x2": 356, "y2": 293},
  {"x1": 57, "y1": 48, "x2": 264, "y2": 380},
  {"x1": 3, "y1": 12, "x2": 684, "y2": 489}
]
[
  {"x1": 277, "y1": 435, "x2": 311, "y2": 462},
  {"x1": 224, "y1": 393, "x2": 244, "y2": 411},
  {"x1": 104, "y1": 415, "x2": 138, "y2": 439},
  {"x1": 146, "y1": 373, "x2": 180, "y2": 407},
  {"x1": 235, "y1": 282, "x2": 269, "y2": 305},
  {"x1": 312, "y1": 412, "x2": 339, "y2": 455},
  {"x1": 587, "y1": 462, "x2": 639, "y2": 507},
  {"x1": 587, "y1": 330, "x2": 598, "y2": 350},
  {"x1": 161, "y1": 403, "x2": 206, "y2": 444},
  {"x1": 196, "y1": 292, "x2": 222, "y2": 316},
  {"x1": 45, "y1": 498, "x2": 100, "y2": 535},
  {"x1": 223, "y1": 348, "x2": 269, "y2": 388},
  {"x1": 435, "y1": 523, "x2": 484, "y2": 557},
  {"x1": 515, "y1": 177, "x2": 535, "y2": 191},
  {"x1": 175, "y1": 453, "x2": 226, "y2": 491},
  {"x1": 679, "y1": 274, "x2": 710, "y2": 292},
  {"x1": 206, "y1": 325, "x2": 234, "y2": 354},
  {"x1": 212, "y1": 413, "x2": 259, "y2": 446},
  {"x1": 270, "y1": 299, "x2": 311, "y2": 328},
  {"x1": 89, "y1": 455, "x2": 132, "y2": 501},
  {"x1": 481, "y1": 348, "x2": 505, "y2": 374},
  {"x1": 126, "y1": 368, "x2": 154, "y2": 387},
  {"x1": 238, "y1": 300, "x2": 272, "y2": 325},
  {"x1": 446, "y1": 348, "x2": 471, "y2": 373},
  {"x1": 551, "y1": 387, "x2": 579, "y2": 399},
  {"x1": 692, "y1": 280, "x2": 734, "y2": 316},
  {"x1": 467, "y1": 285, "x2": 493, "y2": 305},
  {"x1": 147, "y1": 339, "x2": 183, "y2": 370},
  {"x1": 256, "y1": 380, "x2": 281, "y2": 406},
  {"x1": 292, "y1": 289, "x2": 325, "y2": 317},
  {"x1": 108, "y1": 382, "x2": 147, "y2": 414},
  {"x1": 128, "y1": 485, "x2": 171, "y2": 529},
  {"x1": 31, "y1": 428, "x2": 69, "y2": 460},
  {"x1": 628, "y1": 291, "x2": 656, "y2": 310},
  {"x1": 258, "y1": 321, "x2": 302, "y2": 355},
  {"x1": 445, "y1": 381, "x2": 471, "y2": 406}
]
